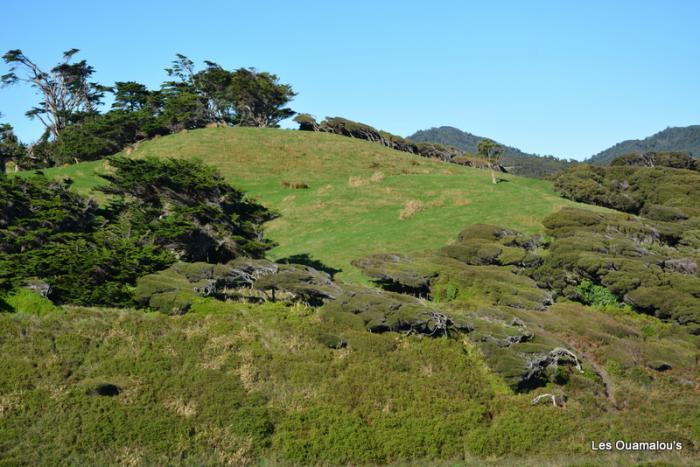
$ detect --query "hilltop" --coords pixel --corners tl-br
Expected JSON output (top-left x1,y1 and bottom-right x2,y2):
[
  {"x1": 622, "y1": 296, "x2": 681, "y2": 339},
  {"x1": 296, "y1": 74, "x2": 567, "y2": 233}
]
[
  {"x1": 587, "y1": 125, "x2": 700, "y2": 165},
  {"x1": 408, "y1": 126, "x2": 577, "y2": 178},
  {"x1": 25, "y1": 127, "x2": 588, "y2": 283}
]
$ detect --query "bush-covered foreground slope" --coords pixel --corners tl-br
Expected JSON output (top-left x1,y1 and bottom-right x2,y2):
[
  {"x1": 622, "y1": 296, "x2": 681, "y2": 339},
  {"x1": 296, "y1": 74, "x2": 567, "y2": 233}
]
[
  {"x1": 18, "y1": 127, "x2": 593, "y2": 283},
  {"x1": 1, "y1": 294, "x2": 698, "y2": 464},
  {"x1": 2, "y1": 219, "x2": 699, "y2": 465}
]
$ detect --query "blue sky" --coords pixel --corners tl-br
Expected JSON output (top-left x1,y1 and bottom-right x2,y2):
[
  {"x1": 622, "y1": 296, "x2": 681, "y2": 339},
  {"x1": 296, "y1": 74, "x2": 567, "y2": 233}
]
[{"x1": 2, "y1": 0, "x2": 699, "y2": 160}]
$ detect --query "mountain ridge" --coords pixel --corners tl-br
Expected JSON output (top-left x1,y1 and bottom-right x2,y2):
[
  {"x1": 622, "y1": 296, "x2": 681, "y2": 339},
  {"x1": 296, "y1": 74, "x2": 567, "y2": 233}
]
[
  {"x1": 586, "y1": 125, "x2": 700, "y2": 165},
  {"x1": 407, "y1": 126, "x2": 577, "y2": 178}
]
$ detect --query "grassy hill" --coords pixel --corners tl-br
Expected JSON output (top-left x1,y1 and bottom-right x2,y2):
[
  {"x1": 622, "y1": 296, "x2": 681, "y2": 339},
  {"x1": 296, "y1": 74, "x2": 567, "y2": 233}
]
[
  {"x1": 408, "y1": 126, "x2": 577, "y2": 178},
  {"x1": 6, "y1": 128, "x2": 699, "y2": 465},
  {"x1": 587, "y1": 125, "x2": 700, "y2": 165},
  {"x1": 24, "y1": 127, "x2": 592, "y2": 283}
]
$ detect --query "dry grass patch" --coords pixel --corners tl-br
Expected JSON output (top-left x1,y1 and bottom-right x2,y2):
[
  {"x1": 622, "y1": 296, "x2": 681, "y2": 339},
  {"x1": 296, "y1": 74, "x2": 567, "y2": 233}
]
[
  {"x1": 117, "y1": 377, "x2": 143, "y2": 405},
  {"x1": 116, "y1": 446, "x2": 144, "y2": 467},
  {"x1": 282, "y1": 195, "x2": 296, "y2": 203},
  {"x1": 348, "y1": 176, "x2": 368, "y2": 187},
  {"x1": 164, "y1": 397, "x2": 197, "y2": 418},
  {"x1": 181, "y1": 321, "x2": 211, "y2": 339},
  {"x1": 455, "y1": 198, "x2": 472, "y2": 206},
  {"x1": 430, "y1": 198, "x2": 445, "y2": 207},
  {"x1": 316, "y1": 184, "x2": 333, "y2": 195},
  {"x1": 195, "y1": 426, "x2": 255, "y2": 466},
  {"x1": 236, "y1": 362, "x2": 260, "y2": 393},
  {"x1": 201, "y1": 353, "x2": 229, "y2": 371},
  {"x1": 0, "y1": 392, "x2": 23, "y2": 417},
  {"x1": 200, "y1": 333, "x2": 241, "y2": 370},
  {"x1": 370, "y1": 171, "x2": 385, "y2": 182},
  {"x1": 401, "y1": 168, "x2": 431, "y2": 175},
  {"x1": 236, "y1": 328, "x2": 256, "y2": 342},
  {"x1": 236, "y1": 348, "x2": 264, "y2": 393},
  {"x1": 399, "y1": 200, "x2": 424, "y2": 220}
]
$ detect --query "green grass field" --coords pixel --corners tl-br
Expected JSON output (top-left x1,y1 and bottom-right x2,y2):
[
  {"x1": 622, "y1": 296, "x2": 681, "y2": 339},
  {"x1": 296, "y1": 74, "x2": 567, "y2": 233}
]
[{"x1": 19, "y1": 127, "x2": 600, "y2": 282}]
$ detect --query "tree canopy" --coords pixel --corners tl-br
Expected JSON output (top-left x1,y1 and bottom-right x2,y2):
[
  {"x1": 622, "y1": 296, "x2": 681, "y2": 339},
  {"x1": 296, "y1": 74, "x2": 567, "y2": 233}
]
[{"x1": 1, "y1": 50, "x2": 297, "y2": 168}]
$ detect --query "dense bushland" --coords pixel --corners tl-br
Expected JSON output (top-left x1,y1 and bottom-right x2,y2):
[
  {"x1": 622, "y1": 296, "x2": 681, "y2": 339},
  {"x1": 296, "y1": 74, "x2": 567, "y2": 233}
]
[
  {"x1": 0, "y1": 157, "x2": 274, "y2": 305},
  {"x1": 533, "y1": 207, "x2": 700, "y2": 333},
  {"x1": 554, "y1": 160, "x2": 700, "y2": 219}
]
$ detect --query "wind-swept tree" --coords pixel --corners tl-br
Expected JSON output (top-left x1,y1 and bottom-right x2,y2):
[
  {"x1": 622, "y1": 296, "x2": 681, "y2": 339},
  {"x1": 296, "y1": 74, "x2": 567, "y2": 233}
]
[
  {"x1": 163, "y1": 54, "x2": 296, "y2": 128},
  {"x1": 477, "y1": 138, "x2": 505, "y2": 184},
  {"x1": 167, "y1": 56, "x2": 236, "y2": 124},
  {"x1": 1, "y1": 49, "x2": 107, "y2": 139},
  {"x1": 111, "y1": 81, "x2": 151, "y2": 111},
  {"x1": 195, "y1": 62, "x2": 237, "y2": 124},
  {"x1": 165, "y1": 53, "x2": 197, "y2": 85},
  {"x1": 229, "y1": 67, "x2": 296, "y2": 127},
  {"x1": 160, "y1": 54, "x2": 208, "y2": 131}
]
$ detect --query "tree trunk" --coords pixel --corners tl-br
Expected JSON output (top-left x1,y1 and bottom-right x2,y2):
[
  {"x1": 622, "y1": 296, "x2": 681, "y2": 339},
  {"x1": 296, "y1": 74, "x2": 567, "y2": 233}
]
[{"x1": 490, "y1": 167, "x2": 497, "y2": 184}]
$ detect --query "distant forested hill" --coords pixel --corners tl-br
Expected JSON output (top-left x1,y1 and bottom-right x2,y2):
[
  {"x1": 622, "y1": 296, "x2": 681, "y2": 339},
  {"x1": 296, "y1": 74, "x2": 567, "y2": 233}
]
[
  {"x1": 408, "y1": 126, "x2": 577, "y2": 178},
  {"x1": 587, "y1": 125, "x2": 700, "y2": 165}
]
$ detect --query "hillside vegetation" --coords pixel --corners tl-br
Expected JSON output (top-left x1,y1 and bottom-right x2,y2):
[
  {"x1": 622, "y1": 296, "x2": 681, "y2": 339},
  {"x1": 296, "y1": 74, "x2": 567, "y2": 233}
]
[
  {"x1": 22, "y1": 127, "x2": 590, "y2": 283},
  {"x1": 1, "y1": 296, "x2": 698, "y2": 465},
  {"x1": 551, "y1": 161, "x2": 700, "y2": 332},
  {"x1": 587, "y1": 125, "x2": 700, "y2": 165},
  {"x1": 3, "y1": 128, "x2": 699, "y2": 465}
]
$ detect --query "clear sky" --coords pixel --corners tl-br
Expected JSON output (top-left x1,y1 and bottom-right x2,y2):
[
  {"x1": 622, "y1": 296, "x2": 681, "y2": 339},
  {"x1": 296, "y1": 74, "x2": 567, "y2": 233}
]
[{"x1": 2, "y1": 0, "x2": 699, "y2": 160}]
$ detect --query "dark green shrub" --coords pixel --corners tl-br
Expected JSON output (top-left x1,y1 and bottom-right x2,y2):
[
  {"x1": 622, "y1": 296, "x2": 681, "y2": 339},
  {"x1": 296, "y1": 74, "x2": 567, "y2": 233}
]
[
  {"x1": 52, "y1": 110, "x2": 168, "y2": 164},
  {"x1": 100, "y1": 156, "x2": 276, "y2": 262},
  {"x1": 575, "y1": 280, "x2": 621, "y2": 307}
]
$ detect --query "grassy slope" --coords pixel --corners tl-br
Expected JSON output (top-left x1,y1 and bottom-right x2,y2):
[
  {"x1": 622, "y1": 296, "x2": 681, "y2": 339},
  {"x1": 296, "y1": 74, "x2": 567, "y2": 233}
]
[
  {"x1": 21, "y1": 127, "x2": 598, "y2": 282},
  {"x1": 8, "y1": 129, "x2": 697, "y2": 465}
]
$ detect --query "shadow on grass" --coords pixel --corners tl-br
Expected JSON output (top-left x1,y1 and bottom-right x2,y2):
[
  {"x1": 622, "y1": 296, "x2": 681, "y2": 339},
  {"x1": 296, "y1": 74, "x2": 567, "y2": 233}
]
[
  {"x1": 277, "y1": 253, "x2": 343, "y2": 278},
  {"x1": 0, "y1": 296, "x2": 13, "y2": 313}
]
